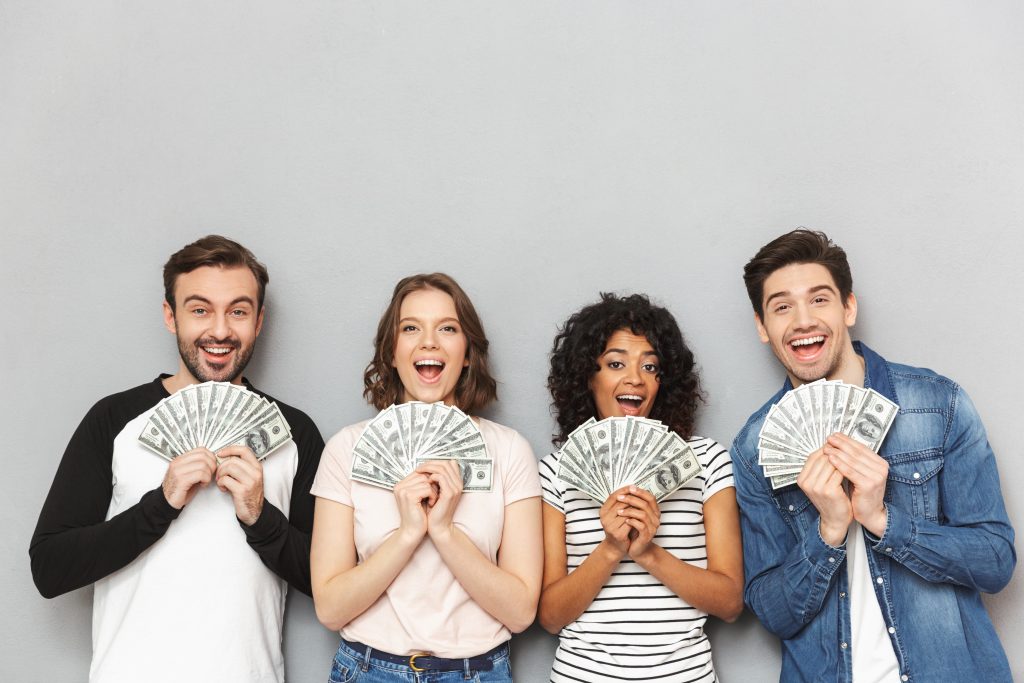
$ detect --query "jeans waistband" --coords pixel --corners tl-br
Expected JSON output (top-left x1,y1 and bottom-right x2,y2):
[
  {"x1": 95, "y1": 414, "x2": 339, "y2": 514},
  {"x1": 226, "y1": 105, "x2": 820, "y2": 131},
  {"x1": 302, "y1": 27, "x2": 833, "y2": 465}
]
[{"x1": 340, "y1": 638, "x2": 507, "y2": 672}]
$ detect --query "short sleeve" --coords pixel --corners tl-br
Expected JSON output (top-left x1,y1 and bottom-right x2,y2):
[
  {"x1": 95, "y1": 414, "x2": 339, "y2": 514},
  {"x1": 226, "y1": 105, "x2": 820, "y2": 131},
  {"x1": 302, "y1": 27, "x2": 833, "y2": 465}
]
[
  {"x1": 538, "y1": 451, "x2": 564, "y2": 514},
  {"x1": 501, "y1": 430, "x2": 542, "y2": 505},
  {"x1": 699, "y1": 439, "x2": 735, "y2": 502},
  {"x1": 310, "y1": 424, "x2": 362, "y2": 507}
]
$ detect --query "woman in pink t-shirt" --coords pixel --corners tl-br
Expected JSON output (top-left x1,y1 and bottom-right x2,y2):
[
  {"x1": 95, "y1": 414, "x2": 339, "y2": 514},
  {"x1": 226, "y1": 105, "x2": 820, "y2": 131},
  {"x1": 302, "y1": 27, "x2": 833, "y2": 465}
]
[{"x1": 310, "y1": 273, "x2": 543, "y2": 683}]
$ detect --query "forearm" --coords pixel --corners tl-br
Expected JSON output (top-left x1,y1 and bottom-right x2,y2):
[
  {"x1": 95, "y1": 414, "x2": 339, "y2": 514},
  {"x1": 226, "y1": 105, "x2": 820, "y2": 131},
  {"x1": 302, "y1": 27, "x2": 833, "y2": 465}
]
[
  {"x1": 241, "y1": 500, "x2": 312, "y2": 595},
  {"x1": 538, "y1": 540, "x2": 621, "y2": 633},
  {"x1": 874, "y1": 504, "x2": 1015, "y2": 591},
  {"x1": 432, "y1": 527, "x2": 538, "y2": 633},
  {"x1": 635, "y1": 545, "x2": 743, "y2": 621},
  {"x1": 30, "y1": 487, "x2": 179, "y2": 598},
  {"x1": 313, "y1": 528, "x2": 421, "y2": 631}
]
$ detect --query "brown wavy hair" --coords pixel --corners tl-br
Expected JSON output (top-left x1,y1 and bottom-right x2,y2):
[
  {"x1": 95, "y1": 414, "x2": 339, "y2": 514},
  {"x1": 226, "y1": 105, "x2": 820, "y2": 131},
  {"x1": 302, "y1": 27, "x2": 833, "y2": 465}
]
[{"x1": 363, "y1": 273, "x2": 497, "y2": 413}]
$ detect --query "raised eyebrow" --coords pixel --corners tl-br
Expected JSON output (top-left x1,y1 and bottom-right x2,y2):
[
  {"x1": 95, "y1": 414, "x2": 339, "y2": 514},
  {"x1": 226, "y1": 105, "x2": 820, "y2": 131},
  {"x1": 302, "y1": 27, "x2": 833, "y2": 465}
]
[
  {"x1": 764, "y1": 284, "x2": 837, "y2": 308},
  {"x1": 182, "y1": 295, "x2": 213, "y2": 306},
  {"x1": 228, "y1": 296, "x2": 256, "y2": 309}
]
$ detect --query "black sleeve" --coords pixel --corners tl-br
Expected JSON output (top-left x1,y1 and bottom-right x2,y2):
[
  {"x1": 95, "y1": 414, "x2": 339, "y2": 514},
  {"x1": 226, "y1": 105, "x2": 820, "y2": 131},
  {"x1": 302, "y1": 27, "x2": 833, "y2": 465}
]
[
  {"x1": 240, "y1": 405, "x2": 324, "y2": 596},
  {"x1": 30, "y1": 390, "x2": 180, "y2": 599}
]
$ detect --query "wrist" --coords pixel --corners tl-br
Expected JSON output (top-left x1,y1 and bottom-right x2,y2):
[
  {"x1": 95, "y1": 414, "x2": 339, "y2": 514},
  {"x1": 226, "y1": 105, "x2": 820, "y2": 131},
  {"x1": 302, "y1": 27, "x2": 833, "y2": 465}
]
[
  {"x1": 427, "y1": 523, "x2": 456, "y2": 546},
  {"x1": 819, "y1": 519, "x2": 849, "y2": 548},
  {"x1": 630, "y1": 543, "x2": 659, "y2": 568},
  {"x1": 859, "y1": 505, "x2": 888, "y2": 538},
  {"x1": 596, "y1": 538, "x2": 626, "y2": 563}
]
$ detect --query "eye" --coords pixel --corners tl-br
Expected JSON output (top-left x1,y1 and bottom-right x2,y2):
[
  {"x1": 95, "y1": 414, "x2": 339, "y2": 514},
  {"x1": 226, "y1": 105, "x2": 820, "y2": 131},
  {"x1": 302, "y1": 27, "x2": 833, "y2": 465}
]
[
  {"x1": 812, "y1": 295, "x2": 829, "y2": 305},
  {"x1": 606, "y1": 360, "x2": 624, "y2": 370},
  {"x1": 440, "y1": 324, "x2": 459, "y2": 334},
  {"x1": 772, "y1": 303, "x2": 791, "y2": 314},
  {"x1": 401, "y1": 324, "x2": 418, "y2": 333},
  {"x1": 642, "y1": 362, "x2": 659, "y2": 374},
  {"x1": 191, "y1": 307, "x2": 207, "y2": 316},
  {"x1": 230, "y1": 308, "x2": 248, "y2": 318}
]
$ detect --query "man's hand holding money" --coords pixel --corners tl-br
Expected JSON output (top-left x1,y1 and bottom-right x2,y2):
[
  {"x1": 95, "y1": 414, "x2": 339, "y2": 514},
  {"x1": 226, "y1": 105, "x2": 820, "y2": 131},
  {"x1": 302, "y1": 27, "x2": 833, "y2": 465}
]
[
  {"x1": 215, "y1": 445, "x2": 265, "y2": 526},
  {"x1": 824, "y1": 433, "x2": 889, "y2": 537},
  {"x1": 162, "y1": 448, "x2": 217, "y2": 509},
  {"x1": 797, "y1": 447, "x2": 852, "y2": 547}
]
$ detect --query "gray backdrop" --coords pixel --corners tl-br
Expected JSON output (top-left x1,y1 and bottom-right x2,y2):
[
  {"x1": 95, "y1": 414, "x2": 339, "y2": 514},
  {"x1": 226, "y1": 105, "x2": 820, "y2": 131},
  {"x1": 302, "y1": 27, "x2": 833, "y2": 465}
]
[{"x1": 2, "y1": 2, "x2": 1022, "y2": 681}]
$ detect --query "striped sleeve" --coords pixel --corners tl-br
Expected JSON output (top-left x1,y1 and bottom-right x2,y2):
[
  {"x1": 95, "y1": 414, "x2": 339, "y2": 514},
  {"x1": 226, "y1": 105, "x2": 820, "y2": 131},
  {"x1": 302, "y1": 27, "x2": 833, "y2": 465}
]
[
  {"x1": 538, "y1": 451, "x2": 564, "y2": 513},
  {"x1": 697, "y1": 438, "x2": 734, "y2": 502}
]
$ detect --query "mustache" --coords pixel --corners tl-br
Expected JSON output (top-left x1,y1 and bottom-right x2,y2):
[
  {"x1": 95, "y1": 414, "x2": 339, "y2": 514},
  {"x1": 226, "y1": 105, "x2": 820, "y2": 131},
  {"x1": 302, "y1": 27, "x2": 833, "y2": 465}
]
[{"x1": 194, "y1": 337, "x2": 241, "y2": 349}]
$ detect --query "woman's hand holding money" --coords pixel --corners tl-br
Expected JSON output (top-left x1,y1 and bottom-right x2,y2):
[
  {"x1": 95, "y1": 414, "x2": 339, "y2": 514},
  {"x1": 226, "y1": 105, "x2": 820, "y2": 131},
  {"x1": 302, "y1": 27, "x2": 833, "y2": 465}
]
[
  {"x1": 617, "y1": 486, "x2": 661, "y2": 560},
  {"x1": 599, "y1": 486, "x2": 635, "y2": 560},
  {"x1": 161, "y1": 447, "x2": 217, "y2": 509},
  {"x1": 392, "y1": 471, "x2": 437, "y2": 542},
  {"x1": 417, "y1": 460, "x2": 464, "y2": 543}
]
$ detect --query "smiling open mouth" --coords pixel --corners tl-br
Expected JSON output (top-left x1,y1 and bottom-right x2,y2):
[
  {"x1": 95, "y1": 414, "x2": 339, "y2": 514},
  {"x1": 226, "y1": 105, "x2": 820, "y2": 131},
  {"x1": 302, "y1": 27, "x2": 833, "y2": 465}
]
[
  {"x1": 198, "y1": 340, "x2": 239, "y2": 362},
  {"x1": 616, "y1": 394, "x2": 644, "y2": 410},
  {"x1": 415, "y1": 359, "x2": 445, "y2": 380},
  {"x1": 790, "y1": 335, "x2": 825, "y2": 359}
]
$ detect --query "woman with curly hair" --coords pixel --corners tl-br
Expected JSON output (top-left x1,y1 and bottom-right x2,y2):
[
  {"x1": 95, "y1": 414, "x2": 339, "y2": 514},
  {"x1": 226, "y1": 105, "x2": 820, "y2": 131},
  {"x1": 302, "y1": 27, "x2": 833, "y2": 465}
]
[
  {"x1": 310, "y1": 273, "x2": 542, "y2": 682},
  {"x1": 538, "y1": 293, "x2": 743, "y2": 683}
]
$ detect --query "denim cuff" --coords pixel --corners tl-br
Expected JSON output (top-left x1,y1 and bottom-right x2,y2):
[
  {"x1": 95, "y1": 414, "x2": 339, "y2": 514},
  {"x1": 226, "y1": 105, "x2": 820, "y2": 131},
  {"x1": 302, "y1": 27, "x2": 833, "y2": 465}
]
[
  {"x1": 870, "y1": 504, "x2": 911, "y2": 559},
  {"x1": 804, "y1": 517, "x2": 847, "y2": 578}
]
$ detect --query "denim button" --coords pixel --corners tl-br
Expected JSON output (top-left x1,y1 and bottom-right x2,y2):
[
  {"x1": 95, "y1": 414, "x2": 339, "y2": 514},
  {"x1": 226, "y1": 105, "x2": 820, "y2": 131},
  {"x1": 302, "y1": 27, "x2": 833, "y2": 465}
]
[
  {"x1": 828, "y1": 557, "x2": 835, "y2": 563},
  {"x1": 840, "y1": 642, "x2": 848, "y2": 649},
  {"x1": 876, "y1": 577, "x2": 884, "y2": 584},
  {"x1": 788, "y1": 504, "x2": 795, "y2": 511},
  {"x1": 885, "y1": 547, "x2": 893, "y2": 553},
  {"x1": 912, "y1": 472, "x2": 920, "y2": 479},
  {"x1": 901, "y1": 676, "x2": 909, "y2": 682},
  {"x1": 888, "y1": 626, "x2": 896, "y2": 633},
  {"x1": 839, "y1": 592, "x2": 846, "y2": 598}
]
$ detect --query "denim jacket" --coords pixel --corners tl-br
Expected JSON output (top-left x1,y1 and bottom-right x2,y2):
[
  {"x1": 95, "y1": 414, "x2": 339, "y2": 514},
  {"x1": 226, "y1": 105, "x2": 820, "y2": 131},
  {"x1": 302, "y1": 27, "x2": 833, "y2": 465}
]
[{"x1": 732, "y1": 342, "x2": 1015, "y2": 682}]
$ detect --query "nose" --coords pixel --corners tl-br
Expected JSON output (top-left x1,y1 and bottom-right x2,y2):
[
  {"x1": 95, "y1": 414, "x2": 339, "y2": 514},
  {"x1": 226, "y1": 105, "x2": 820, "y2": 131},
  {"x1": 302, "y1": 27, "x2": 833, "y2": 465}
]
[
  {"x1": 211, "y1": 312, "x2": 231, "y2": 340},
  {"x1": 793, "y1": 302, "x2": 816, "y2": 331},
  {"x1": 420, "y1": 327, "x2": 438, "y2": 349},
  {"x1": 624, "y1": 362, "x2": 644, "y2": 386}
]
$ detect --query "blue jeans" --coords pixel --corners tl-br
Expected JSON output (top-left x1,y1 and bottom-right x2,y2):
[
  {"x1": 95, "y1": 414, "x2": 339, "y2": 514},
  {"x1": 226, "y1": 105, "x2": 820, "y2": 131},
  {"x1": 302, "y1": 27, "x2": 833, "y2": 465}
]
[{"x1": 328, "y1": 639, "x2": 513, "y2": 683}]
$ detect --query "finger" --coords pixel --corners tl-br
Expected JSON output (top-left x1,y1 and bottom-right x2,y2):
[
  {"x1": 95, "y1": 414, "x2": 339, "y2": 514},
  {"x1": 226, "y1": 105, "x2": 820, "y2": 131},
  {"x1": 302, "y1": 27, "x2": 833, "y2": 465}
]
[
  {"x1": 616, "y1": 493, "x2": 658, "y2": 515},
  {"x1": 216, "y1": 444, "x2": 261, "y2": 467}
]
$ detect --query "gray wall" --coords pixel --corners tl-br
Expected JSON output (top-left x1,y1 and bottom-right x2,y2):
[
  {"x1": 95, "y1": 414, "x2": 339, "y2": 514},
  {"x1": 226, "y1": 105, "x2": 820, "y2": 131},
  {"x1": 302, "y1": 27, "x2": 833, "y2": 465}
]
[{"x1": 2, "y1": 2, "x2": 1022, "y2": 681}]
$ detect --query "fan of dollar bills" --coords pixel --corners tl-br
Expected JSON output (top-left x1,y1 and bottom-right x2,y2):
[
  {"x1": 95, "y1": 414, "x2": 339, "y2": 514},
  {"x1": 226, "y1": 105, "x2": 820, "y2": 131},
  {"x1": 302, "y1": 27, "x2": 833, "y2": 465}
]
[
  {"x1": 138, "y1": 381, "x2": 292, "y2": 461},
  {"x1": 758, "y1": 379, "x2": 899, "y2": 489},
  {"x1": 351, "y1": 402, "x2": 493, "y2": 492},
  {"x1": 557, "y1": 416, "x2": 702, "y2": 502}
]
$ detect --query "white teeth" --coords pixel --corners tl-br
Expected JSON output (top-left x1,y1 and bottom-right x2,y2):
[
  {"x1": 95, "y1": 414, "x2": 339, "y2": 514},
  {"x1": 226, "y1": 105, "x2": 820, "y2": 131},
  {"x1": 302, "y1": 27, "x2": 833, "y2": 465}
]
[
  {"x1": 617, "y1": 394, "x2": 643, "y2": 401},
  {"x1": 415, "y1": 360, "x2": 444, "y2": 366},
  {"x1": 791, "y1": 336, "x2": 825, "y2": 347},
  {"x1": 204, "y1": 347, "x2": 231, "y2": 355}
]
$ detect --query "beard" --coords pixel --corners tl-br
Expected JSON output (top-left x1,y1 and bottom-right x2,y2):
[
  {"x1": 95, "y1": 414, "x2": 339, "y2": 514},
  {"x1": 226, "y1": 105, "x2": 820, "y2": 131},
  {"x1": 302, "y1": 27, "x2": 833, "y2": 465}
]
[{"x1": 176, "y1": 335, "x2": 256, "y2": 384}]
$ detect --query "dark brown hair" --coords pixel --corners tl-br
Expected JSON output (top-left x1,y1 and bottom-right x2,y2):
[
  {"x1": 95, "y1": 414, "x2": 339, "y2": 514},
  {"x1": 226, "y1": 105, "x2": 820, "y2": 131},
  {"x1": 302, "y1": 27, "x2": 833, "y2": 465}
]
[
  {"x1": 548, "y1": 293, "x2": 703, "y2": 445},
  {"x1": 363, "y1": 273, "x2": 497, "y2": 413},
  {"x1": 743, "y1": 228, "x2": 853, "y2": 320},
  {"x1": 163, "y1": 235, "x2": 270, "y2": 310}
]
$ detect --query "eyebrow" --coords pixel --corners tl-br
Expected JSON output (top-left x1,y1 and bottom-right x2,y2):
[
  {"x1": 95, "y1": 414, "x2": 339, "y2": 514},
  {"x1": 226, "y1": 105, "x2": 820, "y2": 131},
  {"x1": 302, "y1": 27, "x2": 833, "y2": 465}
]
[
  {"x1": 399, "y1": 316, "x2": 460, "y2": 325},
  {"x1": 764, "y1": 284, "x2": 837, "y2": 308},
  {"x1": 601, "y1": 348, "x2": 658, "y2": 358},
  {"x1": 182, "y1": 294, "x2": 255, "y2": 308}
]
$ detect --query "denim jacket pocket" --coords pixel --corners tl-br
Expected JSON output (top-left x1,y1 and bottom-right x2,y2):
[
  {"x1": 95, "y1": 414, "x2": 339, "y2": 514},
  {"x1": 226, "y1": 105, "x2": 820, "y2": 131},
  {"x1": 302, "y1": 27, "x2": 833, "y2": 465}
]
[
  {"x1": 772, "y1": 487, "x2": 815, "y2": 536},
  {"x1": 886, "y1": 450, "x2": 943, "y2": 521}
]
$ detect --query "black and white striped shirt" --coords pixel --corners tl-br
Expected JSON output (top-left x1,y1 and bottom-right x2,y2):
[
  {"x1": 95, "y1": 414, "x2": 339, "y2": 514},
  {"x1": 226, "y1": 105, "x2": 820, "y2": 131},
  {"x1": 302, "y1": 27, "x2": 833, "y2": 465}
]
[{"x1": 540, "y1": 436, "x2": 734, "y2": 683}]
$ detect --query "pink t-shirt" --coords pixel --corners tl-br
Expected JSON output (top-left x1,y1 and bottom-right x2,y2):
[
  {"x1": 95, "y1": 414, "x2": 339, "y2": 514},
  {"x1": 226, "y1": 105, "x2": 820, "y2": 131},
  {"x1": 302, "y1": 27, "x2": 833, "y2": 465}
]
[{"x1": 311, "y1": 417, "x2": 541, "y2": 657}]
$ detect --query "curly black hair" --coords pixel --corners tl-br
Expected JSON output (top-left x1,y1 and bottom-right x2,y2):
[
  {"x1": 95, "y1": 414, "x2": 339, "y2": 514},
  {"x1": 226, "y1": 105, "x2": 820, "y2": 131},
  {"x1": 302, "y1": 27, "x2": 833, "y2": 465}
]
[{"x1": 548, "y1": 293, "x2": 704, "y2": 445}]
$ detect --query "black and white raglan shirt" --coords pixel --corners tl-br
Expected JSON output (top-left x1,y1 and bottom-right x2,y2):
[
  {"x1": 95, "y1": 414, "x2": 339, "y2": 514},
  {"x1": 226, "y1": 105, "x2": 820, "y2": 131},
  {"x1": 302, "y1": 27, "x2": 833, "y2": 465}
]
[
  {"x1": 539, "y1": 436, "x2": 734, "y2": 683},
  {"x1": 30, "y1": 376, "x2": 324, "y2": 683}
]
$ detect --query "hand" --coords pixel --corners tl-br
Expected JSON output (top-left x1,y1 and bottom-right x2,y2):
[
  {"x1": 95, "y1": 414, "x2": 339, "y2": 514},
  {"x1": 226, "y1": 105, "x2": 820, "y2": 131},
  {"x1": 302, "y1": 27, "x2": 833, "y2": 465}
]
[
  {"x1": 393, "y1": 470, "x2": 435, "y2": 543},
  {"x1": 797, "y1": 447, "x2": 852, "y2": 546},
  {"x1": 598, "y1": 486, "x2": 634, "y2": 560},
  {"x1": 618, "y1": 486, "x2": 661, "y2": 560},
  {"x1": 162, "y1": 447, "x2": 217, "y2": 509},
  {"x1": 416, "y1": 460, "x2": 464, "y2": 542},
  {"x1": 215, "y1": 445, "x2": 265, "y2": 525},
  {"x1": 825, "y1": 433, "x2": 889, "y2": 536}
]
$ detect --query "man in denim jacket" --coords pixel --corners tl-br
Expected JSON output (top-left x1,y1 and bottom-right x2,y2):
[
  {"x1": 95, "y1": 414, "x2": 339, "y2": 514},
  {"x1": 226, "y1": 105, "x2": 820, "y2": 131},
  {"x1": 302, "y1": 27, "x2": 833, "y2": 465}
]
[{"x1": 732, "y1": 229, "x2": 1014, "y2": 682}]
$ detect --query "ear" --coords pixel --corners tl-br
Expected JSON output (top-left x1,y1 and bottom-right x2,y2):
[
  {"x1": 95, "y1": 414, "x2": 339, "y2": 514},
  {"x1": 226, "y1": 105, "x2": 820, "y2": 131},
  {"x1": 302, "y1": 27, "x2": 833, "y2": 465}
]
[
  {"x1": 754, "y1": 311, "x2": 770, "y2": 344},
  {"x1": 163, "y1": 301, "x2": 177, "y2": 335},
  {"x1": 255, "y1": 307, "x2": 265, "y2": 337},
  {"x1": 843, "y1": 292, "x2": 858, "y2": 327}
]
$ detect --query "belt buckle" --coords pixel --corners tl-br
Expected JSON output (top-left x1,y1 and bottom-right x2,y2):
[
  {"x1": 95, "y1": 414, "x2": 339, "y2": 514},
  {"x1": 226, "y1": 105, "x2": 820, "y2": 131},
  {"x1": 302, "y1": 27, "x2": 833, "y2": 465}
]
[{"x1": 408, "y1": 652, "x2": 430, "y2": 672}]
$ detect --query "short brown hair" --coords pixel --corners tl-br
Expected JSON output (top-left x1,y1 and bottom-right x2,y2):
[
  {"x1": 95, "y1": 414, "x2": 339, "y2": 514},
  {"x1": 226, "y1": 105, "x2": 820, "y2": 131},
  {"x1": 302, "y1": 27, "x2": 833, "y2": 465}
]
[
  {"x1": 363, "y1": 273, "x2": 497, "y2": 413},
  {"x1": 163, "y1": 235, "x2": 270, "y2": 311},
  {"x1": 743, "y1": 229, "x2": 853, "y2": 320}
]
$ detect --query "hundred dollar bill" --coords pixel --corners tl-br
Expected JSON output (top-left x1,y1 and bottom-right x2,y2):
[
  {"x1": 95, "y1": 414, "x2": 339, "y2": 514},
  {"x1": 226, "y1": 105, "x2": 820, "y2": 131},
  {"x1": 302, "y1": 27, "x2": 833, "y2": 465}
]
[
  {"x1": 846, "y1": 390, "x2": 898, "y2": 452},
  {"x1": 770, "y1": 471, "x2": 800, "y2": 490},
  {"x1": 228, "y1": 410, "x2": 292, "y2": 459},
  {"x1": 636, "y1": 445, "x2": 701, "y2": 501},
  {"x1": 138, "y1": 421, "x2": 179, "y2": 460}
]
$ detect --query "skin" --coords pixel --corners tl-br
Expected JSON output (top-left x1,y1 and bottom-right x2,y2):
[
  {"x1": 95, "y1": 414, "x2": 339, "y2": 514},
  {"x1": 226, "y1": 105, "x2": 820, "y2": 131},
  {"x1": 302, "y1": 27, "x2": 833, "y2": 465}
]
[
  {"x1": 755, "y1": 262, "x2": 889, "y2": 544},
  {"x1": 392, "y1": 287, "x2": 470, "y2": 406},
  {"x1": 538, "y1": 330, "x2": 744, "y2": 633},
  {"x1": 310, "y1": 288, "x2": 543, "y2": 635},
  {"x1": 159, "y1": 265, "x2": 267, "y2": 525}
]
